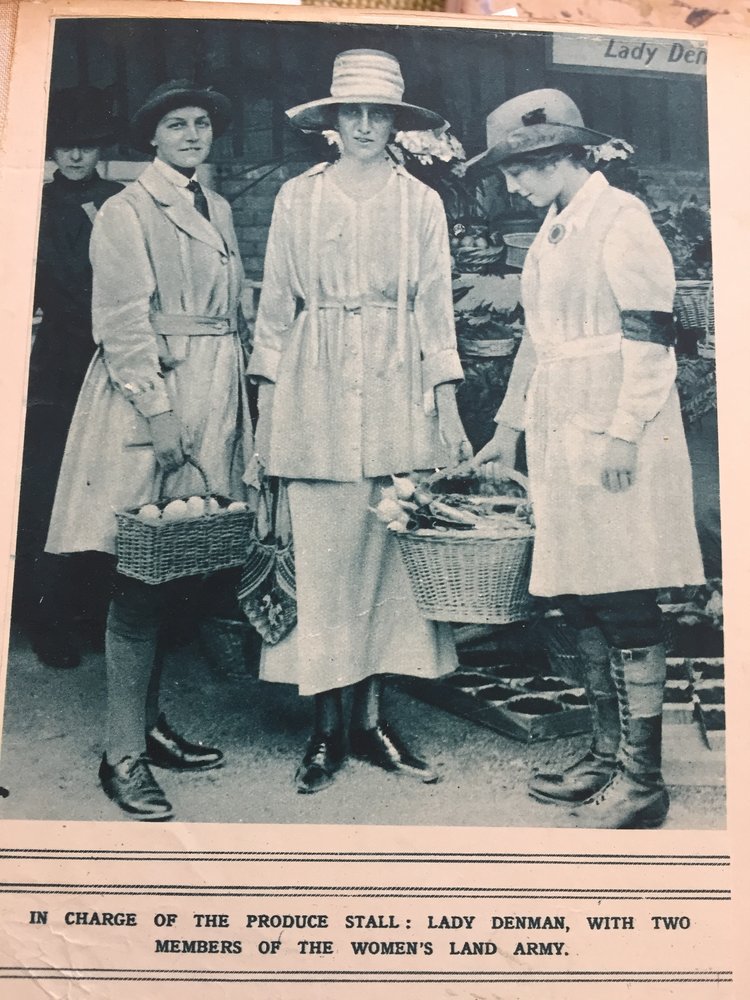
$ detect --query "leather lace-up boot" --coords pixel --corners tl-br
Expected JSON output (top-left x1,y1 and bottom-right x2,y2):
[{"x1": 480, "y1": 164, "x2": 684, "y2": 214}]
[
  {"x1": 569, "y1": 645, "x2": 669, "y2": 829},
  {"x1": 529, "y1": 626, "x2": 618, "y2": 804}
]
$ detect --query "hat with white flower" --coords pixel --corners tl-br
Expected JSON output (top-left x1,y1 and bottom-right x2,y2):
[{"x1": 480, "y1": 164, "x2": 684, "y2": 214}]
[
  {"x1": 466, "y1": 89, "x2": 613, "y2": 172},
  {"x1": 286, "y1": 49, "x2": 447, "y2": 133}
]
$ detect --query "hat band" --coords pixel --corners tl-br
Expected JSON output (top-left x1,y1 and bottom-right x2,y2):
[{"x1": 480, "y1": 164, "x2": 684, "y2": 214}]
[
  {"x1": 489, "y1": 122, "x2": 586, "y2": 151},
  {"x1": 330, "y1": 55, "x2": 405, "y2": 103},
  {"x1": 330, "y1": 80, "x2": 405, "y2": 103}
]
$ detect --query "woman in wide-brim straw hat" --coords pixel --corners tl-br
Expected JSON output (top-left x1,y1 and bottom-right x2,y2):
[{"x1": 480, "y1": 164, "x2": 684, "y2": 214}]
[
  {"x1": 47, "y1": 80, "x2": 254, "y2": 821},
  {"x1": 248, "y1": 48, "x2": 470, "y2": 794},
  {"x1": 471, "y1": 89, "x2": 705, "y2": 829}
]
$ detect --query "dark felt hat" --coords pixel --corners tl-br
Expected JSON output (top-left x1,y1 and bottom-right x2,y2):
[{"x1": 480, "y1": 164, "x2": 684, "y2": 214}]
[
  {"x1": 129, "y1": 80, "x2": 232, "y2": 153},
  {"x1": 46, "y1": 86, "x2": 120, "y2": 150}
]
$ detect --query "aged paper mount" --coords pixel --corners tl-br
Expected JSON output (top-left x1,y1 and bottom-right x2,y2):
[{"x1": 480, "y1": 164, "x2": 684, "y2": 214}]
[{"x1": 0, "y1": 1, "x2": 748, "y2": 996}]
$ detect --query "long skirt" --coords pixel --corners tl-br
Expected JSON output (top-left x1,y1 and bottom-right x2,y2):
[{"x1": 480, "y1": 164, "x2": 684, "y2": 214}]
[{"x1": 260, "y1": 478, "x2": 457, "y2": 697}]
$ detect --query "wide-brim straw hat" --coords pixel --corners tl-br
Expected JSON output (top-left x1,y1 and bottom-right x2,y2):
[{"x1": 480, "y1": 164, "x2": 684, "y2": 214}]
[
  {"x1": 47, "y1": 86, "x2": 121, "y2": 150},
  {"x1": 286, "y1": 49, "x2": 447, "y2": 133},
  {"x1": 130, "y1": 79, "x2": 232, "y2": 153},
  {"x1": 466, "y1": 89, "x2": 612, "y2": 173}
]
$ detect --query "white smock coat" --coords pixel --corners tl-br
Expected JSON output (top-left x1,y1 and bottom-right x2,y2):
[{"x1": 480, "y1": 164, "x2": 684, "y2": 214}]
[
  {"x1": 496, "y1": 172, "x2": 704, "y2": 597},
  {"x1": 248, "y1": 162, "x2": 462, "y2": 696},
  {"x1": 46, "y1": 161, "x2": 253, "y2": 556}
]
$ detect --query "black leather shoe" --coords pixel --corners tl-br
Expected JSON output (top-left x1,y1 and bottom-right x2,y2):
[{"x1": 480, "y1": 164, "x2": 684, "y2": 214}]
[
  {"x1": 30, "y1": 627, "x2": 80, "y2": 669},
  {"x1": 295, "y1": 733, "x2": 345, "y2": 794},
  {"x1": 350, "y1": 723, "x2": 438, "y2": 783},
  {"x1": 146, "y1": 714, "x2": 224, "y2": 771},
  {"x1": 99, "y1": 754, "x2": 174, "y2": 821}
]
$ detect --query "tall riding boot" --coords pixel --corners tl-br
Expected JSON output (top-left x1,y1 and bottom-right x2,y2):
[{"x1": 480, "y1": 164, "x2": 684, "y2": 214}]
[
  {"x1": 529, "y1": 626, "x2": 619, "y2": 803},
  {"x1": 569, "y1": 645, "x2": 669, "y2": 829}
]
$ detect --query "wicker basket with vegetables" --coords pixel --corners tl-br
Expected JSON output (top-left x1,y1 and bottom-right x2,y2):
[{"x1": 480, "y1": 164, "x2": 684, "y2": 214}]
[{"x1": 372, "y1": 470, "x2": 534, "y2": 625}]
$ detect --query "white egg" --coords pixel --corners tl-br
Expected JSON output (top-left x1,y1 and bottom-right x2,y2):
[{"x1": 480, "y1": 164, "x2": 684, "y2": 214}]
[
  {"x1": 162, "y1": 499, "x2": 189, "y2": 521},
  {"x1": 206, "y1": 497, "x2": 221, "y2": 514},
  {"x1": 227, "y1": 500, "x2": 248, "y2": 513},
  {"x1": 137, "y1": 503, "x2": 161, "y2": 522},
  {"x1": 185, "y1": 495, "x2": 206, "y2": 517}
]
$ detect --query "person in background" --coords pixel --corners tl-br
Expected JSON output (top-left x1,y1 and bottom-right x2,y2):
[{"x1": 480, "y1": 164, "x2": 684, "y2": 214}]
[
  {"x1": 249, "y1": 49, "x2": 470, "y2": 795},
  {"x1": 46, "y1": 81, "x2": 254, "y2": 820},
  {"x1": 471, "y1": 90, "x2": 705, "y2": 829},
  {"x1": 13, "y1": 86, "x2": 123, "y2": 669}
]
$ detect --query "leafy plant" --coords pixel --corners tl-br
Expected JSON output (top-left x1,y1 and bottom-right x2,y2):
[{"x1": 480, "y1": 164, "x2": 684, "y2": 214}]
[{"x1": 455, "y1": 302, "x2": 524, "y2": 342}]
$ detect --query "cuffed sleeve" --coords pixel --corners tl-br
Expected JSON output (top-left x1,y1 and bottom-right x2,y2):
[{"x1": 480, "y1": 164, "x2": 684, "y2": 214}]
[
  {"x1": 495, "y1": 331, "x2": 537, "y2": 431},
  {"x1": 603, "y1": 203, "x2": 679, "y2": 442},
  {"x1": 246, "y1": 185, "x2": 297, "y2": 385},
  {"x1": 90, "y1": 198, "x2": 172, "y2": 418},
  {"x1": 414, "y1": 189, "x2": 463, "y2": 397},
  {"x1": 422, "y1": 347, "x2": 464, "y2": 391}
]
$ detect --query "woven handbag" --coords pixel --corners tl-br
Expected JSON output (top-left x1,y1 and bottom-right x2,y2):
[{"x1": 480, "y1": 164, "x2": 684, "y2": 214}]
[
  {"x1": 115, "y1": 458, "x2": 252, "y2": 585},
  {"x1": 238, "y1": 478, "x2": 297, "y2": 645}
]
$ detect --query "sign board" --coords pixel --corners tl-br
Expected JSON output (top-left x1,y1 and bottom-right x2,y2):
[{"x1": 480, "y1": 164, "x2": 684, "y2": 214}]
[{"x1": 551, "y1": 33, "x2": 707, "y2": 76}]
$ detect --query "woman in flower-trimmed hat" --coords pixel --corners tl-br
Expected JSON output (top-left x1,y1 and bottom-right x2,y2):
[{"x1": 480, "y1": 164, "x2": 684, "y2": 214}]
[
  {"x1": 47, "y1": 80, "x2": 253, "y2": 821},
  {"x1": 471, "y1": 89, "x2": 705, "y2": 829},
  {"x1": 248, "y1": 49, "x2": 470, "y2": 794}
]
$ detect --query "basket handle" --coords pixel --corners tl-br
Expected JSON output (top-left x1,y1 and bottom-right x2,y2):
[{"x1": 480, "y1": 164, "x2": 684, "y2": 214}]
[
  {"x1": 155, "y1": 456, "x2": 210, "y2": 503},
  {"x1": 253, "y1": 475, "x2": 291, "y2": 545},
  {"x1": 428, "y1": 460, "x2": 530, "y2": 494}
]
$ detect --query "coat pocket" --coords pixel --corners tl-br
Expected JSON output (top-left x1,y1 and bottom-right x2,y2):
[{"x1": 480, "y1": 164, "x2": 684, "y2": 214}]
[{"x1": 563, "y1": 415, "x2": 608, "y2": 488}]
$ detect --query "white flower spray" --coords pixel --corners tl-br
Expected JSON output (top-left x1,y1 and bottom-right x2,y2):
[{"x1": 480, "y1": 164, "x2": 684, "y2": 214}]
[
  {"x1": 391, "y1": 129, "x2": 466, "y2": 166},
  {"x1": 321, "y1": 129, "x2": 344, "y2": 154},
  {"x1": 587, "y1": 138, "x2": 635, "y2": 163}
]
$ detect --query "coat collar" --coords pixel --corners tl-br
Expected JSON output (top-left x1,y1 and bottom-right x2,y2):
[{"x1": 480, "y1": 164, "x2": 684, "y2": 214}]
[
  {"x1": 538, "y1": 170, "x2": 610, "y2": 240},
  {"x1": 137, "y1": 161, "x2": 228, "y2": 256}
]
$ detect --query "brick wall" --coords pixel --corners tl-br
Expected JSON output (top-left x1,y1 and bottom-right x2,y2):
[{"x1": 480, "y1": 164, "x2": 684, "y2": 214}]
[{"x1": 214, "y1": 159, "x2": 314, "y2": 281}]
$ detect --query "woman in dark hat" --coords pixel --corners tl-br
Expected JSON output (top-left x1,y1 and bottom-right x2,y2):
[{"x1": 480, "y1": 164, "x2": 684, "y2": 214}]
[
  {"x1": 46, "y1": 81, "x2": 253, "y2": 820},
  {"x1": 471, "y1": 89, "x2": 704, "y2": 829},
  {"x1": 13, "y1": 86, "x2": 123, "y2": 670},
  {"x1": 248, "y1": 49, "x2": 470, "y2": 794}
]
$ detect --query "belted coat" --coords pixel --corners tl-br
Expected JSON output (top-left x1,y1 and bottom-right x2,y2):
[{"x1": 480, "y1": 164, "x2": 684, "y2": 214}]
[
  {"x1": 248, "y1": 162, "x2": 464, "y2": 480},
  {"x1": 496, "y1": 171, "x2": 704, "y2": 597},
  {"x1": 47, "y1": 161, "x2": 253, "y2": 555}
]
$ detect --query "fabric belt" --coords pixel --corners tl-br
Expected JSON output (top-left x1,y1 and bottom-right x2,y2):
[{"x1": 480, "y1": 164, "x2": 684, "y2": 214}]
[
  {"x1": 296, "y1": 297, "x2": 415, "y2": 316},
  {"x1": 536, "y1": 333, "x2": 621, "y2": 364},
  {"x1": 151, "y1": 313, "x2": 237, "y2": 337}
]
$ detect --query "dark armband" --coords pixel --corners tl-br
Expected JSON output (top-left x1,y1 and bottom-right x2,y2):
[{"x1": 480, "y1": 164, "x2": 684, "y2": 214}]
[{"x1": 621, "y1": 310, "x2": 676, "y2": 347}]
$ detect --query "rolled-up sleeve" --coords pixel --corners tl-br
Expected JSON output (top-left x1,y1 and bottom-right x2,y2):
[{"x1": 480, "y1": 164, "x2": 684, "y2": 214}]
[
  {"x1": 247, "y1": 184, "x2": 297, "y2": 384},
  {"x1": 604, "y1": 205, "x2": 678, "y2": 443},
  {"x1": 414, "y1": 189, "x2": 464, "y2": 395},
  {"x1": 91, "y1": 198, "x2": 171, "y2": 418}
]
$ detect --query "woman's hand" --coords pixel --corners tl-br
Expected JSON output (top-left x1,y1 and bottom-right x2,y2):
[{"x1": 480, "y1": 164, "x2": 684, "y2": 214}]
[
  {"x1": 472, "y1": 424, "x2": 522, "y2": 491},
  {"x1": 148, "y1": 411, "x2": 191, "y2": 474},
  {"x1": 435, "y1": 384, "x2": 472, "y2": 466},
  {"x1": 472, "y1": 421, "x2": 520, "y2": 473},
  {"x1": 602, "y1": 435, "x2": 637, "y2": 492}
]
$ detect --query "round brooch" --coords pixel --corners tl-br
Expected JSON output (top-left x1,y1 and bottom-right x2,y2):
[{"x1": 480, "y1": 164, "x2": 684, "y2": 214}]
[{"x1": 548, "y1": 223, "x2": 566, "y2": 245}]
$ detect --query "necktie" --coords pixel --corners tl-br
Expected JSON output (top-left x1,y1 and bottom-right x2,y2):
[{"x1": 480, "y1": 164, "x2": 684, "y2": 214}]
[{"x1": 187, "y1": 179, "x2": 210, "y2": 222}]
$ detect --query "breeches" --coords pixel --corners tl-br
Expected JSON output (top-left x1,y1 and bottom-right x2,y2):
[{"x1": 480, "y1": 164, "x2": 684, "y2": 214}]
[
  {"x1": 556, "y1": 590, "x2": 663, "y2": 649},
  {"x1": 108, "y1": 569, "x2": 241, "y2": 642}
]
